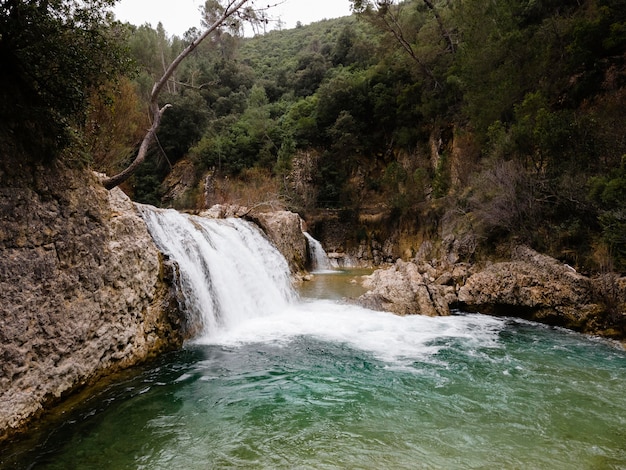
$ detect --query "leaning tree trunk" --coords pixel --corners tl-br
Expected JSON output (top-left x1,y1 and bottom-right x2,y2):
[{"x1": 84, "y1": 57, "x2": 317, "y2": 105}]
[
  {"x1": 422, "y1": 0, "x2": 455, "y2": 53},
  {"x1": 102, "y1": 0, "x2": 251, "y2": 190}
]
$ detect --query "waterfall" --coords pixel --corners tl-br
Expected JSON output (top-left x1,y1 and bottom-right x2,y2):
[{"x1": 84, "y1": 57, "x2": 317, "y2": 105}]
[
  {"x1": 303, "y1": 232, "x2": 335, "y2": 272},
  {"x1": 138, "y1": 206, "x2": 296, "y2": 339}
]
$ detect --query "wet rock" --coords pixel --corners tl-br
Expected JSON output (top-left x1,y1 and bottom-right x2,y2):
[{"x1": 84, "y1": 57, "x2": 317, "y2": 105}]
[
  {"x1": 201, "y1": 204, "x2": 309, "y2": 274},
  {"x1": 247, "y1": 210, "x2": 308, "y2": 274},
  {"x1": 356, "y1": 244, "x2": 624, "y2": 340}
]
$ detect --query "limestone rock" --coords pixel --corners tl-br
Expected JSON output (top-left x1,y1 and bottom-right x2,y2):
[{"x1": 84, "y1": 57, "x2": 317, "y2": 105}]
[
  {"x1": 200, "y1": 203, "x2": 249, "y2": 219},
  {"x1": 355, "y1": 244, "x2": 624, "y2": 340},
  {"x1": 457, "y1": 246, "x2": 599, "y2": 328},
  {"x1": 247, "y1": 210, "x2": 308, "y2": 274},
  {"x1": 357, "y1": 259, "x2": 455, "y2": 316},
  {"x1": 0, "y1": 162, "x2": 184, "y2": 443}
]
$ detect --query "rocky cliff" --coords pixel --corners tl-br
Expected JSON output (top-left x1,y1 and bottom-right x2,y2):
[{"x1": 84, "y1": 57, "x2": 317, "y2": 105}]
[{"x1": 0, "y1": 158, "x2": 185, "y2": 443}]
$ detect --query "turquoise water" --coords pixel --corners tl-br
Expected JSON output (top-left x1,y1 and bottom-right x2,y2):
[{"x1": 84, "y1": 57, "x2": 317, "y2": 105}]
[{"x1": 3, "y1": 295, "x2": 626, "y2": 469}]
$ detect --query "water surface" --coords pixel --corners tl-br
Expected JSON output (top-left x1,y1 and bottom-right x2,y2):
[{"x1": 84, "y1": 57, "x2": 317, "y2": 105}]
[{"x1": 3, "y1": 301, "x2": 625, "y2": 469}]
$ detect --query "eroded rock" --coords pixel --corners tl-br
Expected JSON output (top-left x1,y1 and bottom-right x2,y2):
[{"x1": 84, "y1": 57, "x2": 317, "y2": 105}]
[
  {"x1": 356, "y1": 244, "x2": 624, "y2": 339},
  {"x1": 0, "y1": 162, "x2": 184, "y2": 443},
  {"x1": 358, "y1": 259, "x2": 457, "y2": 316},
  {"x1": 247, "y1": 210, "x2": 308, "y2": 274},
  {"x1": 457, "y1": 246, "x2": 598, "y2": 327}
]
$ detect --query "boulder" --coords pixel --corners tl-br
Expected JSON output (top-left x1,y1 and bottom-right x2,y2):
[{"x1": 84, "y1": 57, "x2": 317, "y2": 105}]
[
  {"x1": 357, "y1": 259, "x2": 457, "y2": 316},
  {"x1": 356, "y1": 244, "x2": 624, "y2": 340},
  {"x1": 200, "y1": 203, "x2": 249, "y2": 219},
  {"x1": 160, "y1": 158, "x2": 197, "y2": 208},
  {"x1": 457, "y1": 246, "x2": 602, "y2": 328}
]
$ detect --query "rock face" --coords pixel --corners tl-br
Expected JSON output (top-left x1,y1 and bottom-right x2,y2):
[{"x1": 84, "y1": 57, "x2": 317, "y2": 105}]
[
  {"x1": 247, "y1": 210, "x2": 308, "y2": 274},
  {"x1": 357, "y1": 245, "x2": 625, "y2": 339},
  {"x1": 0, "y1": 160, "x2": 184, "y2": 443}
]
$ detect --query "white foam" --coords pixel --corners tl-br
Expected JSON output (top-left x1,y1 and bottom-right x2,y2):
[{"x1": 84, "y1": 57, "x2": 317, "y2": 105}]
[
  {"x1": 140, "y1": 205, "x2": 505, "y2": 368},
  {"x1": 198, "y1": 300, "x2": 505, "y2": 367}
]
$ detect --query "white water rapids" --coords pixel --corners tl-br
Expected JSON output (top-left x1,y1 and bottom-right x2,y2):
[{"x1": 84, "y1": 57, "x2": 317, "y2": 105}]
[
  {"x1": 138, "y1": 206, "x2": 296, "y2": 338},
  {"x1": 138, "y1": 206, "x2": 504, "y2": 360}
]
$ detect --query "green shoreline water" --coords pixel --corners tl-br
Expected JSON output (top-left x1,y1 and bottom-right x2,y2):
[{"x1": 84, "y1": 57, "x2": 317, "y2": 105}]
[{"x1": 2, "y1": 271, "x2": 625, "y2": 469}]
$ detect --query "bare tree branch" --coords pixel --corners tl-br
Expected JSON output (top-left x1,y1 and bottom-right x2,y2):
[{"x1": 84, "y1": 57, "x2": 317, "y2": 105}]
[
  {"x1": 102, "y1": 0, "x2": 251, "y2": 190},
  {"x1": 422, "y1": 0, "x2": 455, "y2": 53}
]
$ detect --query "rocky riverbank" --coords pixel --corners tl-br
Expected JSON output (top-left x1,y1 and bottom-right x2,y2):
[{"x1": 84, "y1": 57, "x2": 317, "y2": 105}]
[
  {"x1": 2, "y1": 167, "x2": 624, "y2": 447},
  {"x1": 355, "y1": 244, "x2": 626, "y2": 342}
]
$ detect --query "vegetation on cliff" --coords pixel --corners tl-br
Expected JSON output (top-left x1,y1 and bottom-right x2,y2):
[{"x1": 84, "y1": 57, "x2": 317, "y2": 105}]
[
  {"x1": 2, "y1": 0, "x2": 626, "y2": 274},
  {"x1": 95, "y1": 0, "x2": 626, "y2": 276},
  {"x1": 0, "y1": 0, "x2": 131, "y2": 161}
]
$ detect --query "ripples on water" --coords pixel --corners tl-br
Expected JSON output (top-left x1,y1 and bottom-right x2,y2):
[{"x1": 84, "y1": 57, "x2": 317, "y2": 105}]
[{"x1": 3, "y1": 294, "x2": 625, "y2": 469}]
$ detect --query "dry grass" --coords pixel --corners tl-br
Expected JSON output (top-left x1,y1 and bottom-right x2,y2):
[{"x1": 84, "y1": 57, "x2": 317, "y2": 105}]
[{"x1": 205, "y1": 168, "x2": 286, "y2": 212}]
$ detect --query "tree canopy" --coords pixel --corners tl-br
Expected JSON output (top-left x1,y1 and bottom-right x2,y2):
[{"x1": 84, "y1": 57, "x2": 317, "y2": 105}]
[{"x1": 0, "y1": 0, "x2": 131, "y2": 159}]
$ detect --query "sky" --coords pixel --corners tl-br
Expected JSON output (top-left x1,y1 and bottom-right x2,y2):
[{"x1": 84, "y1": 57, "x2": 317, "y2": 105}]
[{"x1": 112, "y1": 0, "x2": 354, "y2": 37}]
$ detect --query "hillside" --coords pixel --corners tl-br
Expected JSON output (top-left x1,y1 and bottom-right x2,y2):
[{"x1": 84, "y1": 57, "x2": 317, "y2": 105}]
[
  {"x1": 89, "y1": 0, "x2": 625, "y2": 276},
  {"x1": 4, "y1": 0, "x2": 624, "y2": 273}
]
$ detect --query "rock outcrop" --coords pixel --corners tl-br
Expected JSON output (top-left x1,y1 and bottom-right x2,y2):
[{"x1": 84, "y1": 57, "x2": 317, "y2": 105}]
[
  {"x1": 457, "y1": 246, "x2": 600, "y2": 327},
  {"x1": 357, "y1": 245, "x2": 625, "y2": 339},
  {"x1": 357, "y1": 259, "x2": 463, "y2": 316},
  {"x1": 0, "y1": 160, "x2": 184, "y2": 443},
  {"x1": 246, "y1": 210, "x2": 308, "y2": 274}
]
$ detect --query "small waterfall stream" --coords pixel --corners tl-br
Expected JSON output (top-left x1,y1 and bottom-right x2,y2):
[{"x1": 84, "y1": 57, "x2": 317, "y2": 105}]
[
  {"x1": 138, "y1": 206, "x2": 296, "y2": 339},
  {"x1": 304, "y1": 232, "x2": 335, "y2": 272}
]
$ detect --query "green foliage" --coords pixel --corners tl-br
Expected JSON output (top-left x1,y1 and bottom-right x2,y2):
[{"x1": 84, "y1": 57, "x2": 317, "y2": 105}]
[
  {"x1": 589, "y1": 160, "x2": 626, "y2": 269},
  {"x1": 131, "y1": 154, "x2": 165, "y2": 206},
  {"x1": 190, "y1": 85, "x2": 281, "y2": 175},
  {"x1": 0, "y1": 0, "x2": 132, "y2": 160},
  {"x1": 431, "y1": 152, "x2": 450, "y2": 199},
  {"x1": 281, "y1": 96, "x2": 320, "y2": 148},
  {"x1": 79, "y1": 0, "x2": 626, "y2": 271},
  {"x1": 157, "y1": 91, "x2": 211, "y2": 162}
]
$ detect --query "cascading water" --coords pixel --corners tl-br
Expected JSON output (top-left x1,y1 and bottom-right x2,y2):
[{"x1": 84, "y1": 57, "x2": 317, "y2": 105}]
[
  {"x1": 5, "y1": 207, "x2": 626, "y2": 469},
  {"x1": 303, "y1": 232, "x2": 335, "y2": 272},
  {"x1": 138, "y1": 206, "x2": 296, "y2": 338}
]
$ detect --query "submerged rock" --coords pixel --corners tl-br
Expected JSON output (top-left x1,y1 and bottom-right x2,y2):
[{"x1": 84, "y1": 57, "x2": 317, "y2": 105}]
[{"x1": 0, "y1": 163, "x2": 184, "y2": 443}]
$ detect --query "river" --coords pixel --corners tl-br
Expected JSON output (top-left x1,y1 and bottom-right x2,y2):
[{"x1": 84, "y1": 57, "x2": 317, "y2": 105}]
[{"x1": 1, "y1": 210, "x2": 625, "y2": 469}]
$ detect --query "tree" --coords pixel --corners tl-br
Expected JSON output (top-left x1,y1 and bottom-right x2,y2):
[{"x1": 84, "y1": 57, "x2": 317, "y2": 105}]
[
  {"x1": 102, "y1": 0, "x2": 256, "y2": 190},
  {"x1": 350, "y1": 0, "x2": 455, "y2": 87},
  {"x1": 0, "y1": 0, "x2": 131, "y2": 160}
]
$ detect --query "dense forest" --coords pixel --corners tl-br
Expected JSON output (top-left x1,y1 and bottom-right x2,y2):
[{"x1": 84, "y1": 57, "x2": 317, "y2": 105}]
[{"x1": 2, "y1": 0, "x2": 626, "y2": 273}]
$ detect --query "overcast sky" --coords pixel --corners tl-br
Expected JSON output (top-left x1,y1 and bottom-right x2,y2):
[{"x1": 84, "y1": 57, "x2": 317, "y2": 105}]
[{"x1": 112, "y1": 0, "x2": 353, "y2": 37}]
